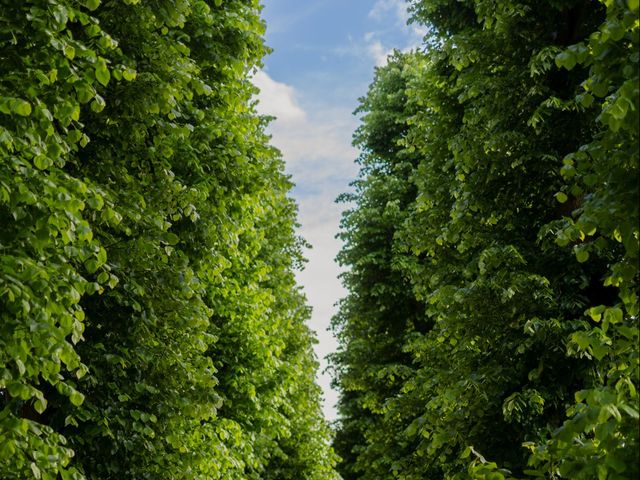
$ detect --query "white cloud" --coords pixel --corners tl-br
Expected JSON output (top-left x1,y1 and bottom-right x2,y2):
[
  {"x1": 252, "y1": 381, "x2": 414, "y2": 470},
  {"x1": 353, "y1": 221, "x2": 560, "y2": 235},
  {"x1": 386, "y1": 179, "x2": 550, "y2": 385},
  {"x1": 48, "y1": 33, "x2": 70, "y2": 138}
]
[
  {"x1": 367, "y1": 39, "x2": 393, "y2": 67},
  {"x1": 364, "y1": 0, "x2": 428, "y2": 67},
  {"x1": 253, "y1": 71, "x2": 358, "y2": 420},
  {"x1": 253, "y1": 71, "x2": 358, "y2": 178},
  {"x1": 295, "y1": 197, "x2": 347, "y2": 421},
  {"x1": 369, "y1": 0, "x2": 409, "y2": 25},
  {"x1": 253, "y1": 1, "x2": 431, "y2": 420},
  {"x1": 252, "y1": 70, "x2": 306, "y2": 122}
]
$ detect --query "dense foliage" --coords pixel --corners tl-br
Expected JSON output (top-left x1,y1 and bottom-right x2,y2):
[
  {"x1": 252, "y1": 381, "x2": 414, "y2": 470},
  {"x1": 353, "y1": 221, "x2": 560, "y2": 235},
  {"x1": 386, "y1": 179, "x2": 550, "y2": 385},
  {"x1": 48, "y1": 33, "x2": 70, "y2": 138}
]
[
  {"x1": 0, "y1": 0, "x2": 337, "y2": 478},
  {"x1": 332, "y1": 1, "x2": 639, "y2": 479}
]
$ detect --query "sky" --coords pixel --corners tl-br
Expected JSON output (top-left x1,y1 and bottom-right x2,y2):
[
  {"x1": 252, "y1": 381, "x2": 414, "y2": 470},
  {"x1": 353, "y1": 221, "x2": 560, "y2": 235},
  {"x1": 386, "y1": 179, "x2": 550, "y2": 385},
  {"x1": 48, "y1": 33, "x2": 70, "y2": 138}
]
[{"x1": 254, "y1": 0, "x2": 426, "y2": 422}]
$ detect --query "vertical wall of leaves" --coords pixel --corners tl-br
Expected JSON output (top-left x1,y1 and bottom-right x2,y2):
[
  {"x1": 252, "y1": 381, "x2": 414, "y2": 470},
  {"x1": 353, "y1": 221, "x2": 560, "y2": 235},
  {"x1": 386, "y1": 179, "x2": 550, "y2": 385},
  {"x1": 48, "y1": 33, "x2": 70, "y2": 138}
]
[
  {"x1": 0, "y1": 1, "x2": 337, "y2": 479},
  {"x1": 332, "y1": 0, "x2": 638, "y2": 479}
]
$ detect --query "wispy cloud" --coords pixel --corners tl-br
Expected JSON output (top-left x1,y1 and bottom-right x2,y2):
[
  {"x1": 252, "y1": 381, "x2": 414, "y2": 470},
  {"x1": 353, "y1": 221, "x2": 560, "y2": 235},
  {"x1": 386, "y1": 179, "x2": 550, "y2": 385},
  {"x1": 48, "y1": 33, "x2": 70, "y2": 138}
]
[
  {"x1": 264, "y1": 0, "x2": 331, "y2": 36},
  {"x1": 253, "y1": 70, "x2": 358, "y2": 420},
  {"x1": 367, "y1": 39, "x2": 394, "y2": 67},
  {"x1": 364, "y1": 1, "x2": 427, "y2": 67},
  {"x1": 253, "y1": 71, "x2": 358, "y2": 181},
  {"x1": 369, "y1": 0, "x2": 410, "y2": 25},
  {"x1": 252, "y1": 70, "x2": 306, "y2": 122}
]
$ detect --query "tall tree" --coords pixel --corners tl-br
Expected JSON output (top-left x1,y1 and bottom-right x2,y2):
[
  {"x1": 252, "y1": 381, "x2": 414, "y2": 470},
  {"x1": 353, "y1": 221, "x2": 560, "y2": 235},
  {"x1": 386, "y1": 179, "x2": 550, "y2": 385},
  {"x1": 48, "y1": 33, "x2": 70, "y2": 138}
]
[
  {"x1": 0, "y1": 1, "x2": 337, "y2": 478},
  {"x1": 332, "y1": 1, "x2": 638, "y2": 479}
]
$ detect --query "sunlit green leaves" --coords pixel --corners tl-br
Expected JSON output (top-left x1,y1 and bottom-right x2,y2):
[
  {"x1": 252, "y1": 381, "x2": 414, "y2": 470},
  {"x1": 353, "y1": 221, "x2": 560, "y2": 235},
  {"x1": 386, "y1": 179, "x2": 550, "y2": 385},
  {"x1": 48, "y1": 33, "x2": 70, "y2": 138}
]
[
  {"x1": 333, "y1": 1, "x2": 638, "y2": 479},
  {"x1": 0, "y1": 97, "x2": 32, "y2": 116},
  {"x1": 85, "y1": 0, "x2": 101, "y2": 11},
  {"x1": 1, "y1": 0, "x2": 336, "y2": 478},
  {"x1": 94, "y1": 58, "x2": 110, "y2": 86}
]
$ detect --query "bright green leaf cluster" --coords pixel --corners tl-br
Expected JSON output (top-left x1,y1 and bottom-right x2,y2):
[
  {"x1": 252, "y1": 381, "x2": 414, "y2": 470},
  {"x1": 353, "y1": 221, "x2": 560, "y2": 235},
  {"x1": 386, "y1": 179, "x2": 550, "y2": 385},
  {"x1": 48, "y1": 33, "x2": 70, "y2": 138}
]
[
  {"x1": 1, "y1": 1, "x2": 336, "y2": 478},
  {"x1": 333, "y1": 1, "x2": 638, "y2": 479}
]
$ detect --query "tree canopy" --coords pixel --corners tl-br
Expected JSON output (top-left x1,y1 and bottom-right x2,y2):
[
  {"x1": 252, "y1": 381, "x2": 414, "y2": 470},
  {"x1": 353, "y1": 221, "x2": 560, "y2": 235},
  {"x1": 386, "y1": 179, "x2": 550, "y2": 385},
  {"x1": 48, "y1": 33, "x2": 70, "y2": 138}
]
[
  {"x1": 0, "y1": 1, "x2": 337, "y2": 478},
  {"x1": 332, "y1": 1, "x2": 639, "y2": 479}
]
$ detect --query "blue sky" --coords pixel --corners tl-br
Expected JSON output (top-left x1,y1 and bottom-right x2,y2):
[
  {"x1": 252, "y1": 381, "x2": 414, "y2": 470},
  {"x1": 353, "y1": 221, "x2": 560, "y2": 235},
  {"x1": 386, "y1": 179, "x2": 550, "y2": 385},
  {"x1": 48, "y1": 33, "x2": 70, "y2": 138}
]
[{"x1": 254, "y1": 0, "x2": 425, "y2": 421}]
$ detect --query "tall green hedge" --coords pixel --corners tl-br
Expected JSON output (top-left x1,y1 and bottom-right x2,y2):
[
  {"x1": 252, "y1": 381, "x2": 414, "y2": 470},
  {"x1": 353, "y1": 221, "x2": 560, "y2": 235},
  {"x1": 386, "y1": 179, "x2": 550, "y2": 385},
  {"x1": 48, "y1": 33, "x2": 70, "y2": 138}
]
[
  {"x1": 0, "y1": 1, "x2": 337, "y2": 478},
  {"x1": 332, "y1": 1, "x2": 638, "y2": 479}
]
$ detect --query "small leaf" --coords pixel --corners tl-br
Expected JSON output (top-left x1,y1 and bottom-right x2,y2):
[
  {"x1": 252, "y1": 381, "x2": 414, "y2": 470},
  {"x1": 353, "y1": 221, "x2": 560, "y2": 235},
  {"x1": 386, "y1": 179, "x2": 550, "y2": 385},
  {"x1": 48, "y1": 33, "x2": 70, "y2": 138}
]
[
  {"x1": 572, "y1": 331, "x2": 591, "y2": 349},
  {"x1": 68, "y1": 129, "x2": 83, "y2": 143},
  {"x1": 64, "y1": 45, "x2": 75, "y2": 59},
  {"x1": 69, "y1": 389, "x2": 85, "y2": 406},
  {"x1": 10, "y1": 99, "x2": 32, "y2": 116},
  {"x1": 34, "y1": 155, "x2": 52, "y2": 170},
  {"x1": 34, "y1": 397, "x2": 47, "y2": 414},
  {"x1": 555, "y1": 192, "x2": 568, "y2": 203},
  {"x1": 97, "y1": 247, "x2": 107, "y2": 266},
  {"x1": 15, "y1": 358, "x2": 26, "y2": 376},
  {"x1": 588, "y1": 305, "x2": 605, "y2": 322},
  {"x1": 556, "y1": 51, "x2": 576, "y2": 70},
  {"x1": 76, "y1": 85, "x2": 94, "y2": 104},
  {"x1": 604, "y1": 307, "x2": 623, "y2": 324},
  {"x1": 64, "y1": 415, "x2": 79, "y2": 427},
  {"x1": 95, "y1": 61, "x2": 110, "y2": 86},
  {"x1": 591, "y1": 342, "x2": 609, "y2": 361},
  {"x1": 122, "y1": 68, "x2": 137, "y2": 81},
  {"x1": 461, "y1": 446, "x2": 471, "y2": 459},
  {"x1": 579, "y1": 93, "x2": 594, "y2": 108},
  {"x1": 30, "y1": 463, "x2": 41, "y2": 480},
  {"x1": 163, "y1": 232, "x2": 180, "y2": 245},
  {"x1": 97, "y1": 271, "x2": 109, "y2": 284},
  {"x1": 91, "y1": 95, "x2": 105, "y2": 113},
  {"x1": 620, "y1": 404, "x2": 639, "y2": 419},
  {"x1": 576, "y1": 249, "x2": 589, "y2": 263},
  {"x1": 591, "y1": 82, "x2": 608, "y2": 98},
  {"x1": 87, "y1": 195, "x2": 104, "y2": 210}
]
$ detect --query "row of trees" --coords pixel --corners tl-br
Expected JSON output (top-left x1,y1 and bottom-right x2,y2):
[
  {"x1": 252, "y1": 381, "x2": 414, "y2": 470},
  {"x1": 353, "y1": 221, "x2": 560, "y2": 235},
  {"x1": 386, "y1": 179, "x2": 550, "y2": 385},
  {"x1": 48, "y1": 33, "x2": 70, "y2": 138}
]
[
  {"x1": 0, "y1": 1, "x2": 336, "y2": 478},
  {"x1": 332, "y1": 0, "x2": 638, "y2": 479}
]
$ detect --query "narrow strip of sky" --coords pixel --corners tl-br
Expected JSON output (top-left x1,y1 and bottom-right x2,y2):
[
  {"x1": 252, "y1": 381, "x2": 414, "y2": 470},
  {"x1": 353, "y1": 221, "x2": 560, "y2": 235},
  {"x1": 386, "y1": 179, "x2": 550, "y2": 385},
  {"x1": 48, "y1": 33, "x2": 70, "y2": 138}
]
[{"x1": 255, "y1": 0, "x2": 425, "y2": 421}]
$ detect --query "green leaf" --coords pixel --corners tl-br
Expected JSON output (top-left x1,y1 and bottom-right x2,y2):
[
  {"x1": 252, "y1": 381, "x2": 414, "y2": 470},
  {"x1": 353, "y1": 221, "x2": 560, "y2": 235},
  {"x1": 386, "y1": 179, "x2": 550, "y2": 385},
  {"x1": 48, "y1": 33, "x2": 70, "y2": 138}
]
[
  {"x1": 604, "y1": 307, "x2": 623, "y2": 325},
  {"x1": 591, "y1": 82, "x2": 608, "y2": 98},
  {"x1": 620, "y1": 404, "x2": 639, "y2": 419},
  {"x1": 95, "y1": 61, "x2": 110, "y2": 86},
  {"x1": 97, "y1": 247, "x2": 107, "y2": 266},
  {"x1": 591, "y1": 341, "x2": 609, "y2": 361},
  {"x1": 85, "y1": 0, "x2": 101, "y2": 10},
  {"x1": 34, "y1": 397, "x2": 47, "y2": 414},
  {"x1": 588, "y1": 306, "x2": 606, "y2": 321},
  {"x1": 91, "y1": 95, "x2": 106, "y2": 113},
  {"x1": 579, "y1": 93, "x2": 594, "y2": 108},
  {"x1": 77, "y1": 85, "x2": 95, "y2": 104},
  {"x1": 87, "y1": 194, "x2": 104, "y2": 210},
  {"x1": 30, "y1": 462, "x2": 41, "y2": 480},
  {"x1": 68, "y1": 129, "x2": 83, "y2": 143},
  {"x1": 69, "y1": 389, "x2": 85, "y2": 406},
  {"x1": 122, "y1": 68, "x2": 137, "y2": 81},
  {"x1": 97, "y1": 271, "x2": 109, "y2": 284},
  {"x1": 0, "y1": 440, "x2": 16, "y2": 457},
  {"x1": 556, "y1": 51, "x2": 577, "y2": 70},
  {"x1": 461, "y1": 446, "x2": 471, "y2": 459},
  {"x1": 163, "y1": 232, "x2": 180, "y2": 245},
  {"x1": 576, "y1": 249, "x2": 589, "y2": 263},
  {"x1": 15, "y1": 358, "x2": 26, "y2": 376},
  {"x1": 555, "y1": 192, "x2": 568, "y2": 203},
  {"x1": 572, "y1": 331, "x2": 591, "y2": 350},
  {"x1": 33, "y1": 155, "x2": 51, "y2": 170},
  {"x1": 64, "y1": 45, "x2": 75, "y2": 59},
  {"x1": 10, "y1": 99, "x2": 32, "y2": 116}
]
